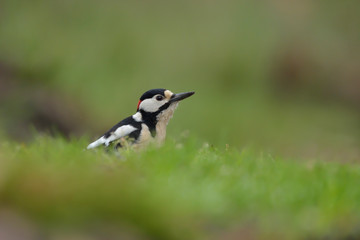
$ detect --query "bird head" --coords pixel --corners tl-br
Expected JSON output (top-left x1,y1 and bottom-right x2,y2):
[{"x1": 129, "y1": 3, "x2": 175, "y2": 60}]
[{"x1": 137, "y1": 88, "x2": 195, "y2": 114}]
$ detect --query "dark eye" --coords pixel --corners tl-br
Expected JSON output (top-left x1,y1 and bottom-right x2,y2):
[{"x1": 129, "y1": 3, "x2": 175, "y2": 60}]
[{"x1": 156, "y1": 95, "x2": 164, "y2": 101}]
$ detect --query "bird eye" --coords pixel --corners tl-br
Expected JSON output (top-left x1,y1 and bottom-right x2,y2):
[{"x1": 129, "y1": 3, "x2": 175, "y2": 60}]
[{"x1": 156, "y1": 95, "x2": 164, "y2": 101}]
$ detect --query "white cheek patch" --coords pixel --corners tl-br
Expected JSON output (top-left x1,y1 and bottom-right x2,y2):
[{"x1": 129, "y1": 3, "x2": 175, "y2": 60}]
[
  {"x1": 139, "y1": 98, "x2": 166, "y2": 112},
  {"x1": 139, "y1": 99, "x2": 159, "y2": 112}
]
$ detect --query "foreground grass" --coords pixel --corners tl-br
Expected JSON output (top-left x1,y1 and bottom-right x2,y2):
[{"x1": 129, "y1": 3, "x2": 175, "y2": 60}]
[{"x1": 0, "y1": 136, "x2": 359, "y2": 240}]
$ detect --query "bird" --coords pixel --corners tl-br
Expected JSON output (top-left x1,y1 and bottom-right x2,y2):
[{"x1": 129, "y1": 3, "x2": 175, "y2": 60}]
[{"x1": 87, "y1": 88, "x2": 195, "y2": 150}]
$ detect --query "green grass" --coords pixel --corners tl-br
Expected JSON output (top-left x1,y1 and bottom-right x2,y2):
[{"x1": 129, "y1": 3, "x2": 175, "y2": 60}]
[{"x1": 1, "y1": 136, "x2": 359, "y2": 239}]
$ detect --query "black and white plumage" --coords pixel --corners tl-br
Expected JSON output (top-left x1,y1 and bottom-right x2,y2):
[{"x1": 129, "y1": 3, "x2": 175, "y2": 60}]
[{"x1": 87, "y1": 89, "x2": 194, "y2": 149}]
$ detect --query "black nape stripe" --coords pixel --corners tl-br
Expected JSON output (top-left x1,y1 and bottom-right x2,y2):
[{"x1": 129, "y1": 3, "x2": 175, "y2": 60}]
[
  {"x1": 157, "y1": 102, "x2": 171, "y2": 112},
  {"x1": 140, "y1": 110, "x2": 157, "y2": 134}
]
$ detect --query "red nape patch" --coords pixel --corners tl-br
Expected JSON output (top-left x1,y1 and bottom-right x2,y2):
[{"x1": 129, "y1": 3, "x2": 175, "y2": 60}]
[{"x1": 137, "y1": 100, "x2": 142, "y2": 111}]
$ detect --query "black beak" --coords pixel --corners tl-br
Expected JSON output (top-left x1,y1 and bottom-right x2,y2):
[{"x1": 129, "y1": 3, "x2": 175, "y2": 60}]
[{"x1": 169, "y1": 91, "x2": 195, "y2": 103}]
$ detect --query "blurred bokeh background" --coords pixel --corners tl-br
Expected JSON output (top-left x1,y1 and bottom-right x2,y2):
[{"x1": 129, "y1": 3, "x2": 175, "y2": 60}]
[{"x1": 0, "y1": 0, "x2": 359, "y2": 161}]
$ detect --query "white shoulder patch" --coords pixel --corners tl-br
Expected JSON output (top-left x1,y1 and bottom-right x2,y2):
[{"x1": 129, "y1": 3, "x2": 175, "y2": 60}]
[
  {"x1": 104, "y1": 125, "x2": 137, "y2": 146},
  {"x1": 132, "y1": 112, "x2": 142, "y2": 122}
]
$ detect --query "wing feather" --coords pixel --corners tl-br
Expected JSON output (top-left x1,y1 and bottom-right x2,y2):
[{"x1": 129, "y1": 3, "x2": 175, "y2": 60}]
[{"x1": 87, "y1": 125, "x2": 137, "y2": 149}]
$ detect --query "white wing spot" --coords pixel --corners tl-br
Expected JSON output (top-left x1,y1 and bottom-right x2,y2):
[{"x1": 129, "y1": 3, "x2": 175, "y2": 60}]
[
  {"x1": 132, "y1": 112, "x2": 142, "y2": 122},
  {"x1": 88, "y1": 125, "x2": 137, "y2": 149}
]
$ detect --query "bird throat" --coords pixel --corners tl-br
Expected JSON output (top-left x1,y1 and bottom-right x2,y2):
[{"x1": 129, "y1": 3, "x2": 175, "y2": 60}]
[
  {"x1": 140, "y1": 102, "x2": 178, "y2": 142},
  {"x1": 155, "y1": 102, "x2": 178, "y2": 143}
]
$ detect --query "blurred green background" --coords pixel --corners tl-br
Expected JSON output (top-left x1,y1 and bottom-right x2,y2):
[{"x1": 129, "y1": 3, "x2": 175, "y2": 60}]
[
  {"x1": 1, "y1": 1, "x2": 360, "y2": 239},
  {"x1": 0, "y1": 0, "x2": 359, "y2": 159}
]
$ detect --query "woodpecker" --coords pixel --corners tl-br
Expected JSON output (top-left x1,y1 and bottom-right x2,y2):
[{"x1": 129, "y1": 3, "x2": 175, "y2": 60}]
[{"x1": 87, "y1": 89, "x2": 195, "y2": 150}]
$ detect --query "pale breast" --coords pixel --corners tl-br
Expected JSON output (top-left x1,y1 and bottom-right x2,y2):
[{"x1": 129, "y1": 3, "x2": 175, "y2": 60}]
[
  {"x1": 155, "y1": 103, "x2": 178, "y2": 143},
  {"x1": 133, "y1": 123, "x2": 153, "y2": 149}
]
